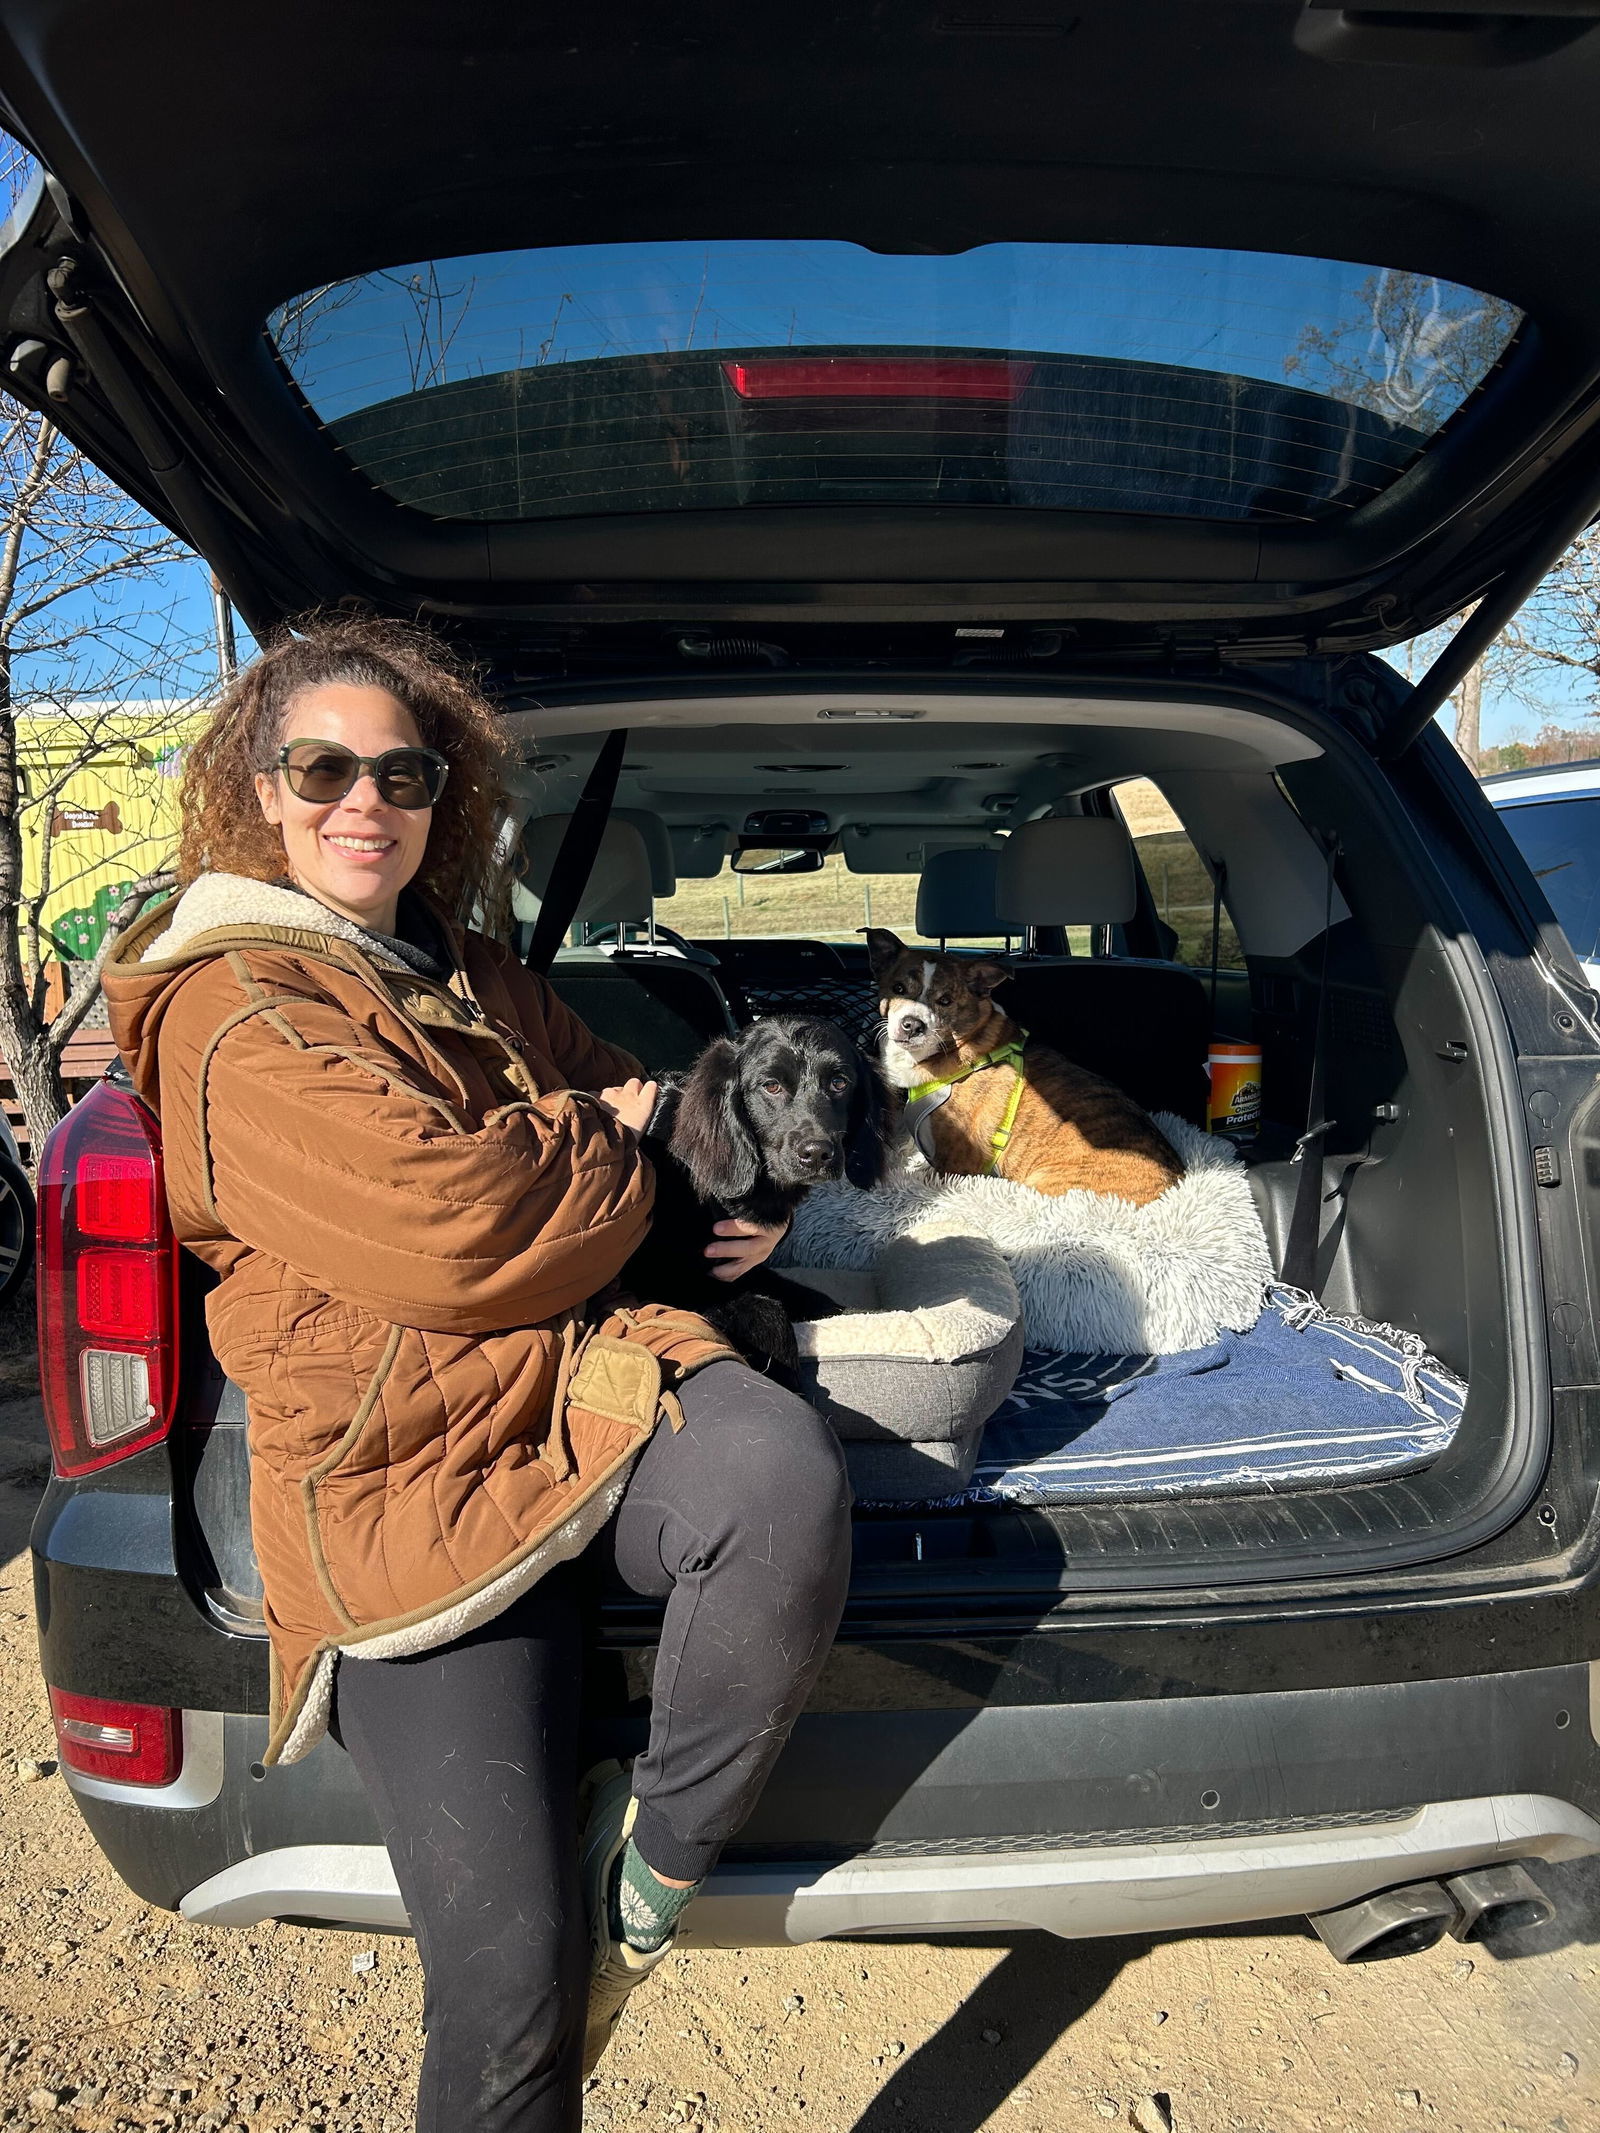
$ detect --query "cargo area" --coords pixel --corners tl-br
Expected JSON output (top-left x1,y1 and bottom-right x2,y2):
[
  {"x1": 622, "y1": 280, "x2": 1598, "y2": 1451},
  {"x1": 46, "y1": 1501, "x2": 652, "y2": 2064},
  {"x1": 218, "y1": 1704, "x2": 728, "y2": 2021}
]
[{"x1": 165, "y1": 683, "x2": 1548, "y2": 1632}]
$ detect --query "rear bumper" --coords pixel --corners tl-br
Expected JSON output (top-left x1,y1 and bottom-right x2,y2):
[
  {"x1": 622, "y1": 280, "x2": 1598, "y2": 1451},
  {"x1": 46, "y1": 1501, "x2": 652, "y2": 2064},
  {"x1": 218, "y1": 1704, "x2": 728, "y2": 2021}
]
[
  {"x1": 175, "y1": 1792, "x2": 1600, "y2": 1943},
  {"x1": 58, "y1": 1656, "x2": 1600, "y2": 1934}
]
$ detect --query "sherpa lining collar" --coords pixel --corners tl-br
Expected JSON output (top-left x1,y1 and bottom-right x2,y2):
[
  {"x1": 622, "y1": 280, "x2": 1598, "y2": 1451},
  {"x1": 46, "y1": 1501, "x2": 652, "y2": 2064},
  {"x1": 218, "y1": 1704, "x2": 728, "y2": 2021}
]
[{"x1": 140, "y1": 873, "x2": 415, "y2": 970}]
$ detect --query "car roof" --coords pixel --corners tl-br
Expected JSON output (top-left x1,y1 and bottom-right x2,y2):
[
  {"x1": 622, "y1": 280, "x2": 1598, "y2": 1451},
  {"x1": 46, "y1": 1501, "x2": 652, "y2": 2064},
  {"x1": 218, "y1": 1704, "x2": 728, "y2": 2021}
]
[
  {"x1": 1, "y1": 1, "x2": 1599, "y2": 659},
  {"x1": 1484, "y1": 760, "x2": 1600, "y2": 804}
]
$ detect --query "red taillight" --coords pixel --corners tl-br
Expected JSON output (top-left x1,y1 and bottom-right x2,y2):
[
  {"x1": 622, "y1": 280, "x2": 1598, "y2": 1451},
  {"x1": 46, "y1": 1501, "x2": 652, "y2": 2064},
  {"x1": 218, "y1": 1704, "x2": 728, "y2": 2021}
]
[
  {"x1": 722, "y1": 357, "x2": 1035, "y2": 402},
  {"x1": 76, "y1": 1151, "x2": 160, "y2": 1241},
  {"x1": 77, "y1": 1250, "x2": 163, "y2": 1338},
  {"x1": 48, "y1": 1686, "x2": 182, "y2": 1785},
  {"x1": 37, "y1": 1080, "x2": 180, "y2": 1477}
]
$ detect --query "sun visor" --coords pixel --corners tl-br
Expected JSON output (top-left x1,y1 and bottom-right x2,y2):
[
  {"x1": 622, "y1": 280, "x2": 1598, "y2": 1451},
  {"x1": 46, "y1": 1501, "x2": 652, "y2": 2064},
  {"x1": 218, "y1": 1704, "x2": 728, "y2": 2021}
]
[
  {"x1": 841, "y1": 826, "x2": 1003, "y2": 874},
  {"x1": 669, "y1": 824, "x2": 733, "y2": 879}
]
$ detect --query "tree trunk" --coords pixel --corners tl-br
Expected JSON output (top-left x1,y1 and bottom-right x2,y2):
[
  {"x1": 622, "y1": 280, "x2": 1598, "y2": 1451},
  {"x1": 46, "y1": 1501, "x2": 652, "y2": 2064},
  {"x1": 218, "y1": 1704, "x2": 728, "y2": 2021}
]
[
  {"x1": 0, "y1": 983, "x2": 70, "y2": 1160},
  {"x1": 1454, "y1": 658, "x2": 1483, "y2": 773}
]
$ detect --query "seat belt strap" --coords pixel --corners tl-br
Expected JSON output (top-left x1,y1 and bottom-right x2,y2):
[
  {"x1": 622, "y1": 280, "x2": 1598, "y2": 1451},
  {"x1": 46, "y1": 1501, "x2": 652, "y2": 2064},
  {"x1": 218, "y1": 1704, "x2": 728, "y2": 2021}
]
[
  {"x1": 524, "y1": 729, "x2": 628, "y2": 976},
  {"x1": 1281, "y1": 835, "x2": 1339, "y2": 1293}
]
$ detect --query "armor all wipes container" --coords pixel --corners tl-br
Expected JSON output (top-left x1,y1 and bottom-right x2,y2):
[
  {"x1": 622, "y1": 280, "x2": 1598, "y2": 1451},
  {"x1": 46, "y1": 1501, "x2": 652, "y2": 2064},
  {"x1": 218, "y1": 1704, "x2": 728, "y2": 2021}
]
[{"x1": 1207, "y1": 1041, "x2": 1262, "y2": 1140}]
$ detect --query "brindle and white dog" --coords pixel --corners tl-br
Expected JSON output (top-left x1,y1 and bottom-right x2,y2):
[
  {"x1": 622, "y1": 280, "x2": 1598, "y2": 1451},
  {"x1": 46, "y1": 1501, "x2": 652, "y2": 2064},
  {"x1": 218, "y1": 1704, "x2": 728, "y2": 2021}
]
[{"x1": 867, "y1": 929, "x2": 1183, "y2": 1205}]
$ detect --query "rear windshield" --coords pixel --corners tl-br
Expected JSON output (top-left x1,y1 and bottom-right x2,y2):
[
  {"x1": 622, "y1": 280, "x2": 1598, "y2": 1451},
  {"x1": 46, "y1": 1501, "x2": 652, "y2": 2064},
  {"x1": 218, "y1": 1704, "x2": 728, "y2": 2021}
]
[
  {"x1": 269, "y1": 241, "x2": 1520, "y2": 526},
  {"x1": 1496, "y1": 797, "x2": 1600, "y2": 961}
]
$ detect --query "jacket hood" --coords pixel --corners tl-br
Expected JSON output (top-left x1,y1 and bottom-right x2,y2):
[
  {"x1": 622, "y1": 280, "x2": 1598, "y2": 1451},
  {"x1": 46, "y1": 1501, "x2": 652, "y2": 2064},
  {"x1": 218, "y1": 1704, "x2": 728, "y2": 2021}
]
[{"x1": 100, "y1": 871, "x2": 465, "y2": 1114}]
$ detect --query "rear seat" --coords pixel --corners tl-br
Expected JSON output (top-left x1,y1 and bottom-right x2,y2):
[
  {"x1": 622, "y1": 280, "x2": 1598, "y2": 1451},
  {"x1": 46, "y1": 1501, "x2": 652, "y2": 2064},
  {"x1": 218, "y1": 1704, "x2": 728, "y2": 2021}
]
[
  {"x1": 920, "y1": 827, "x2": 1211, "y2": 1124},
  {"x1": 516, "y1": 813, "x2": 738, "y2": 1073}
]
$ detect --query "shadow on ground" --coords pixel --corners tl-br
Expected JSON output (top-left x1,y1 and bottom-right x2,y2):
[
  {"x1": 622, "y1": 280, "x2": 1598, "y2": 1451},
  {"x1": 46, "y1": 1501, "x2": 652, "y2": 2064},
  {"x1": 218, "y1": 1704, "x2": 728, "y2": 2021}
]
[
  {"x1": 843, "y1": 1864, "x2": 1600, "y2": 2133},
  {"x1": 847, "y1": 1930, "x2": 1140, "y2": 2132}
]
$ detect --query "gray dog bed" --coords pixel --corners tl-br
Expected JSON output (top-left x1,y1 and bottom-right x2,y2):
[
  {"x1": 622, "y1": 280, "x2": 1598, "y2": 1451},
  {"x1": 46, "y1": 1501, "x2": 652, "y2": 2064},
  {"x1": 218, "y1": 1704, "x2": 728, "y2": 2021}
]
[{"x1": 784, "y1": 1224, "x2": 1025, "y2": 1501}]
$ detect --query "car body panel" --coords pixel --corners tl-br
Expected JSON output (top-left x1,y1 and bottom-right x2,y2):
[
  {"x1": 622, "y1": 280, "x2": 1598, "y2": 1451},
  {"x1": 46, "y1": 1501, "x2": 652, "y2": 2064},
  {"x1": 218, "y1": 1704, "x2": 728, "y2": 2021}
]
[{"x1": 1486, "y1": 758, "x2": 1600, "y2": 990}]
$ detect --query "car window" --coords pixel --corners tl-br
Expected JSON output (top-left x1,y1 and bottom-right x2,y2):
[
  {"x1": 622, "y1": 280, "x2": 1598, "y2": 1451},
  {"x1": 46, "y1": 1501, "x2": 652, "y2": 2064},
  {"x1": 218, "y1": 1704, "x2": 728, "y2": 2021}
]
[
  {"x1": 270, "y1": 241, "x2": 1519, "y2": 526},
  {"x1": 1495, "y1": 797, "x2": 1600, "y2": 962},
  {"x1": 655, "y1": 853, "x2": 1011, "y2": 949},
  {"x1": 1113, "y1": 779, "x2": 1245, "y2": 970}
]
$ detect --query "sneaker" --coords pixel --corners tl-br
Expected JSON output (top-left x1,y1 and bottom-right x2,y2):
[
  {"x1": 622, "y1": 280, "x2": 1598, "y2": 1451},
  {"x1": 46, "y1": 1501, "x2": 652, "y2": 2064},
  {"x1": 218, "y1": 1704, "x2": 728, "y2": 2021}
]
[{"x1": 578, "y1": 1759, "x2": 676, "y2": 2077}]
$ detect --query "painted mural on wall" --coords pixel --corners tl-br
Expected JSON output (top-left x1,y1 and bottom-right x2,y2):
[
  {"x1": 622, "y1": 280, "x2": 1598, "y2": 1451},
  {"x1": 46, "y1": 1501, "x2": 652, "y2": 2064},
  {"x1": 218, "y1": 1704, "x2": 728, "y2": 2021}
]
[{"x1": 18, "y1": 712, "x2": 198, "y2": 961}]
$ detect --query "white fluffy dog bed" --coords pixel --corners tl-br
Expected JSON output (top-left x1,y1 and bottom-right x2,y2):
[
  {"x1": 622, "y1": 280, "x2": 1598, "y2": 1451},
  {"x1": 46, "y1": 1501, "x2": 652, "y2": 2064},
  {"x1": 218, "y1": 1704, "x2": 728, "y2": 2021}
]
[{"x1": 780, "y1": 1114, "x2": 1273, "y2": 1357}]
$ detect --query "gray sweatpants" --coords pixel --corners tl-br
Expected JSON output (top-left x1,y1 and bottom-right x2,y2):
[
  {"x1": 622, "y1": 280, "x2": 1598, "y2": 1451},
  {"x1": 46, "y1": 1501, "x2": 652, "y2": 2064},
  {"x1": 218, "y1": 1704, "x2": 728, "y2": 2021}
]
[{"x1": 327, "y1": 1360, "x2": 853, "y2": 2132}]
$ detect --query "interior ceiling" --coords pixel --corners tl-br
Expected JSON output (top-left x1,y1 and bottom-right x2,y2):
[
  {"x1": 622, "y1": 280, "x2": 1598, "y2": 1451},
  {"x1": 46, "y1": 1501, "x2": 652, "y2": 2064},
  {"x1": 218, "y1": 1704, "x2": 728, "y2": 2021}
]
[{"x1": 506, "y1": 706, "x2": 1321, "y2": 832}]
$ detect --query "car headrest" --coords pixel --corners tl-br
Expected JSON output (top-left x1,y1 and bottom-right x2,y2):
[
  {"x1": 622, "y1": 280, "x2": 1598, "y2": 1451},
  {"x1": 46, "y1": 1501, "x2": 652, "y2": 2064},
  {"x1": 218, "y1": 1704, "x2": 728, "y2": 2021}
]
[
  {"x1": 612, "y1": 809, "x2": 677, "y2": 897},
  {"x1": 916, "y1": 847, "x2": 1006, "y2": 938},
  {"x1": 996, "y1": 816, "x2": 1137, "y2": 926},
  {"x1": 518, "y1": 815, "x2": 654, "y2": 925}
]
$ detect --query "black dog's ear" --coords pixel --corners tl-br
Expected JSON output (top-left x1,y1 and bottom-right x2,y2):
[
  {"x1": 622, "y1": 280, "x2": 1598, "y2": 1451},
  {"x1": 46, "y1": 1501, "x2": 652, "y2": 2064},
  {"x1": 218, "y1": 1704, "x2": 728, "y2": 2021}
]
[
  {"x1": 964, "y1": 955, "x2": 1012, "y2": 998},
  {"x1": 864, "y1": 928, "x2": 905, "y2": 986},
  {"x1": 844, "y1": 1055, "x2": 889, "y2": 1189},
  {"x1": 669, "y1": 1037, "x2": 760, "y2": 1203}
]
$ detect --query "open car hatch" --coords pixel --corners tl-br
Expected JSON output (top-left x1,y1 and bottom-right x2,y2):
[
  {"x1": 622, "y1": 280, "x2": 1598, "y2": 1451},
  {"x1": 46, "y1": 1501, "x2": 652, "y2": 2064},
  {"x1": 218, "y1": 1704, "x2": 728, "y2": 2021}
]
[{"x1": 2, "y1": 0, "x2": 1600, "y2": 708}]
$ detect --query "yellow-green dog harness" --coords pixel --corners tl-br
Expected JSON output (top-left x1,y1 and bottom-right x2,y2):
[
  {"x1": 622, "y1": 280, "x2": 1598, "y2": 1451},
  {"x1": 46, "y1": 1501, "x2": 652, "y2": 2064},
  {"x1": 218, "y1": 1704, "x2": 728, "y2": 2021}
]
[{"x1": 903, "y1": 1030, "x2": 1029, "y2": 1174}]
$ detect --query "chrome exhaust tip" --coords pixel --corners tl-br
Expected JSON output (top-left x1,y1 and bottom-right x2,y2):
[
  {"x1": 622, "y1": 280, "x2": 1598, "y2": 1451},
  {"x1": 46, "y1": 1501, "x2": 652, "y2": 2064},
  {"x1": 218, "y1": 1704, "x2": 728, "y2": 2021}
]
[
  {"x1": 1307, "y1": 1879, "x2": 1459, "y2": 1963},
  {"x1": 1443, "y1": 1862, "x2": 1555, "y2": 1942}
]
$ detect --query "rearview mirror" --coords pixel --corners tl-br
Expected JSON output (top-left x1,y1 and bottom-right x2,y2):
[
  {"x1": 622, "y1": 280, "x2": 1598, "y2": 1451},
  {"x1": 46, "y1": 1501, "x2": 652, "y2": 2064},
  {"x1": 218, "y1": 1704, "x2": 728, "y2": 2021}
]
[{"x1": 732, "y1": 845, "x2": 825, "y2": 876}]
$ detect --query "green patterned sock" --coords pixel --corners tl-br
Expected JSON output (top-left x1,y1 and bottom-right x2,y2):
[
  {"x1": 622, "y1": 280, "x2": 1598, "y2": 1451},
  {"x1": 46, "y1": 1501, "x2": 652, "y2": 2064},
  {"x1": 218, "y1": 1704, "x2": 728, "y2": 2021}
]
[{"x1": 609, "y1": 1837, "x2": 703, "y2": 1953}]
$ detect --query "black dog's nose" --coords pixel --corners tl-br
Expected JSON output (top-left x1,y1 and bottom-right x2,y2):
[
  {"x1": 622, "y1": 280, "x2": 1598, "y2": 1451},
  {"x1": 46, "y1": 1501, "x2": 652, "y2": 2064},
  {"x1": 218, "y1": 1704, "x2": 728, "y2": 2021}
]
[{"x1": 795, "y1": 1140, "x2": 833, "y2": 1172}]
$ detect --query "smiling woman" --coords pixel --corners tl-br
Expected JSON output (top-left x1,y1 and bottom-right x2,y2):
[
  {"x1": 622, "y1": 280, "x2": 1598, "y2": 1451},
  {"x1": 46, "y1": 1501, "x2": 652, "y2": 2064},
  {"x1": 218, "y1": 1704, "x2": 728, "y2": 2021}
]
[{"x1": 96, "y1": 613, "x2": 853, "y2": 2129}]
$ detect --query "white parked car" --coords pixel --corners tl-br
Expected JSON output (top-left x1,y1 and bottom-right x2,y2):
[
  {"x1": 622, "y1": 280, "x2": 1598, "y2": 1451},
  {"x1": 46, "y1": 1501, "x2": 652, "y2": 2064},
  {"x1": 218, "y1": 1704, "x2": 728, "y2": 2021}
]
[{"x1": 1484, "y1": 759, "x2": 1600, "y2": 989}]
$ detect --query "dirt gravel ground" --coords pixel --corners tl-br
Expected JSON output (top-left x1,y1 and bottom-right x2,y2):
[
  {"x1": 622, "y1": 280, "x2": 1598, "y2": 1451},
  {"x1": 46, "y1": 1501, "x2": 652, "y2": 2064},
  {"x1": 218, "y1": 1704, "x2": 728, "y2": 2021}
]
[{"x1": 3, "y1": 1273, "x2": 1596, "y2": 2133}]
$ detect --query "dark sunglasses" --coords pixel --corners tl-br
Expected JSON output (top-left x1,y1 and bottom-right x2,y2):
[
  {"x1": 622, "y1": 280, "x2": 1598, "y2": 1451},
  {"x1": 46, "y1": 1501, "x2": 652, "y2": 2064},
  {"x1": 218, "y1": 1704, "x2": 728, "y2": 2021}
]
[{"x1": 276, "y1": 737, "x2": 450, "y2": 810}]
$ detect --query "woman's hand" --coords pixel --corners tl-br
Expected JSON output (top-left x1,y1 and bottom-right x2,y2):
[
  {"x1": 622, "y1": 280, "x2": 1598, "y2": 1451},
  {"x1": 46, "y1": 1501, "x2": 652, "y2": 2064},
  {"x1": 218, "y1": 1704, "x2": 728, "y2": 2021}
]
[
  {"x1": 596, "y1": 1078, "x2": 659, "y2": 1136},
  {"x1": 705, "y1": 1216, "x2": 790, "y2": 1283}
]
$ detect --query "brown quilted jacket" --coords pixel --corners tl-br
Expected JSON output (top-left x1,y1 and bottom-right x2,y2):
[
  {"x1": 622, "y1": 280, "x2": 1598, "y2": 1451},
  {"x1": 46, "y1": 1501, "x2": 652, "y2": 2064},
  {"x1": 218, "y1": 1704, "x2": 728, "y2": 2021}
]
[{"x1": 100, "y1": 874, "x2": 736, "y2": 1766}]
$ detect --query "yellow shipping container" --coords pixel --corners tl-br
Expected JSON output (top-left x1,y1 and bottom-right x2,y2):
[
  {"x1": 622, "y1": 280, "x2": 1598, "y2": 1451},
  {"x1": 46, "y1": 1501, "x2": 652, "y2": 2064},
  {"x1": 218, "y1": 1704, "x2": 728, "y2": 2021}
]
[{"x1": 16, "y1": 704, "x2": 205, "y2": 960}]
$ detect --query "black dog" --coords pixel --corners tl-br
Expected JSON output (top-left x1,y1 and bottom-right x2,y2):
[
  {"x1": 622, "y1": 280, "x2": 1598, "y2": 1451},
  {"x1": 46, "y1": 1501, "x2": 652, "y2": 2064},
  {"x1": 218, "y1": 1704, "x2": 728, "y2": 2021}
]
[{"x1": 620, "y1": 1016, "x2": 884, "y2": 1378}]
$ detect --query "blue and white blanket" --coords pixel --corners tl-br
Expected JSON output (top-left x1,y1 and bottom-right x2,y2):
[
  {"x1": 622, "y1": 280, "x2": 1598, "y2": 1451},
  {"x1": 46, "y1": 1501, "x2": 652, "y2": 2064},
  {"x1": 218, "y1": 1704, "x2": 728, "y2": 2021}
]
[{"x1": 947, "y1": 1285, "x2": 1466, "y2": 1505}]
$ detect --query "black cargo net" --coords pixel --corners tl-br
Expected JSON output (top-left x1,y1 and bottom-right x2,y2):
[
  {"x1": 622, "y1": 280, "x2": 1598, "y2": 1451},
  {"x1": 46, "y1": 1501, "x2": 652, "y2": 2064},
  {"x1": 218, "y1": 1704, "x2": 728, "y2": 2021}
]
[{"x1": 743, "y1": 981, "x2": 884, "y2": 1053}]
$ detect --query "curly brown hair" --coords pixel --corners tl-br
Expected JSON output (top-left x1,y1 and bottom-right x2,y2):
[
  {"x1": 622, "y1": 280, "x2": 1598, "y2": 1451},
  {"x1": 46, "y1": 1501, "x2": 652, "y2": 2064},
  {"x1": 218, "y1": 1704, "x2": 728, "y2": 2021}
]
[{"x1": 176, "y1": 615, "x2": 509, "y2": 917}]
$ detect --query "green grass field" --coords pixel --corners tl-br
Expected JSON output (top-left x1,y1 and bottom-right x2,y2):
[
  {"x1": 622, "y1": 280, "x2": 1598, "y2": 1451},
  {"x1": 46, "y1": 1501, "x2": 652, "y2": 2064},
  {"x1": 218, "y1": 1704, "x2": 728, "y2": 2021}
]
[{"x1": 660, "y1": 855, "x2": 957, "y2": 946}]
